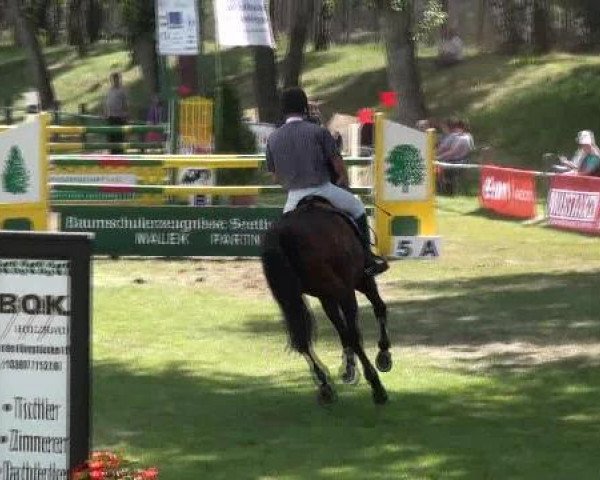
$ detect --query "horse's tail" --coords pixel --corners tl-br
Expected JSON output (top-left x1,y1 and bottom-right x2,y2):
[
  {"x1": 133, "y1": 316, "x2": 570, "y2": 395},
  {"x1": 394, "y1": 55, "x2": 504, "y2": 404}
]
[{"x1": 261, "y1": 228, "x2": 314, "y2": 353}]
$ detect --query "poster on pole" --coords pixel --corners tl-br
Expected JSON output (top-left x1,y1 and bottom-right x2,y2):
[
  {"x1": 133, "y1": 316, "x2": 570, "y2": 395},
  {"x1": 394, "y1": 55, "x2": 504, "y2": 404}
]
[
  {"x1": 0, "y1": 232, "x2": 92, "y2": 479},
  {"x1": 156, "y1": 0, "x2": 200, "y2": 55},
  {"x1": 215, "y1": 0, "x2": 275, "y2": 48}
]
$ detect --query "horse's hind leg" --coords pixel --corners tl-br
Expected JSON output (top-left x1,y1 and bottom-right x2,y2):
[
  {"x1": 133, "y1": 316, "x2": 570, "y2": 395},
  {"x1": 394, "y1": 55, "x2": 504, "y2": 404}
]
[
  {"x1": 302, "y1": 349, "x2": 336, "y2": 405},
  {"x1": 340, "y1": 292, "x2": 388, "y2": 405},
  {"x1": 358, "y1": 276, "x2": 392, "y2": 373},
  {"x1": 320, "y1": 297, "x2": 358, "y2": 385}
]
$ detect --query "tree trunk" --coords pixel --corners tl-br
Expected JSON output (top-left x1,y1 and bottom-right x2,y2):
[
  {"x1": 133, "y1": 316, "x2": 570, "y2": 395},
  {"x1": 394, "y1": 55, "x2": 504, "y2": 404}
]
[
  {"x1": 178, "y1": 56, "x2": 198, "y2": 94},
  {"x1": 476, "y1": 0, "x2": 486, "y2": 47},
  {"x1": 314, "y1": 0, "x2": 332, "y2": 51},
  {"x1": 67, "y1": 0, "x2": 88, "y2": 56},
  {"x1": 253, "y1": 46, "x2": 279, "y2": 123},
  {"x1": 532, "y1": 0, "x2": 550, "y2": 53},
  {"x1": 87, "y1": 0, "x2": 102, "y2": 44},
  {"x1": 283, "y1": 0, "x2": 314, "y2": 88},
  {"x1": 133, "y1": 34, "x2": 160, "y2": 95},
  {"x1": 46, "y1": 0, "x2": 63, "y2": 46},
  {"x1": 6, "y1": 0, "x2": 56, "y2": 109},
  {"x1": 377, "y1": 2, "x2": 426, "y2": 126}
]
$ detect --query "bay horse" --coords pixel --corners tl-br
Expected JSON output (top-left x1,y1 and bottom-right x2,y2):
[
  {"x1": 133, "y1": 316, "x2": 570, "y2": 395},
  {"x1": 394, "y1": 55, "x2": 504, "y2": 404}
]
[{"x1": 261, "y1": 197, "x2": 392, "y2": 404}]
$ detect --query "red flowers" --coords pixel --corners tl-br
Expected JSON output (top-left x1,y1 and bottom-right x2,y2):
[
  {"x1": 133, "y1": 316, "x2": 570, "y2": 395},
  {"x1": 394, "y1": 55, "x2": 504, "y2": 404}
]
[{"x1": 71, "y1": 451, "x2": 158, "y2": 480}]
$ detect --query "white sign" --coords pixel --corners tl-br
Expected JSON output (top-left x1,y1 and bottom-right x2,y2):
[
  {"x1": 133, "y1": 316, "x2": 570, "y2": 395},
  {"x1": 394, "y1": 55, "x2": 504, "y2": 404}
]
[
  {"x1": 156, "y1": 0, "x2": 200, "y2": 55},
  {"x1": 382, "y1": 121, "x2": 428, "y2": 201},
  {"x1": 0, "y1": 119, "x2": 41, "y2": 204},
  {"x1": 392, "y1": 236, "x2": 441, "y2": 259},
  {"x1": 0, "y1": 258, "x2": 71, "y2": 478},
  {"x1": 215, "y1": 0, "x2": 275, "y2": 49}
]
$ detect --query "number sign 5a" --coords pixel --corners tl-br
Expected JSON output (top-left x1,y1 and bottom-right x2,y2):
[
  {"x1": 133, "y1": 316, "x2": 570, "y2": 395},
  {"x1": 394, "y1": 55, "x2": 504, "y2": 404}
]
[{"x1": 392, "y1": 236, "x2": 441, "y2": 259}]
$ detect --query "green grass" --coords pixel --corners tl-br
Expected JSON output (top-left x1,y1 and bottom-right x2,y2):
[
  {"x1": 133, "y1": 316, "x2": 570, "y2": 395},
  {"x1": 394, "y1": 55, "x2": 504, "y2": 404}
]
[{"x1": 91, "y1": 197, "x2": 600, "y2": 479}]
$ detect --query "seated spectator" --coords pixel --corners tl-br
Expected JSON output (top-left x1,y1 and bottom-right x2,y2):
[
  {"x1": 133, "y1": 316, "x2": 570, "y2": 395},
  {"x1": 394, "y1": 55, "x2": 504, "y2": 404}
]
[
  {"x1": 436, "y1": 27, "x2": 465, "y2": 67},
  {"x1": 436, "y1": 118, "x2": 474, "y2": 195},
  {"x1": 556, "y1": 130, "x2": 600, "y2": 177},
  {"x1": 438, "y1": 119, "x2": 474, "y2": 163}
]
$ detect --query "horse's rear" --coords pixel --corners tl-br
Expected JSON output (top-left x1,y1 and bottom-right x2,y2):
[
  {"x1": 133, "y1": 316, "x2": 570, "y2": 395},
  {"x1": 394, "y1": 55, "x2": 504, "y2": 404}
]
[
  {"x1": 261, "y1": 203, "x2": 390, "y2": 405},
  {"x1": 265, "y1": 205, "x2": 364, "y2": 297}
]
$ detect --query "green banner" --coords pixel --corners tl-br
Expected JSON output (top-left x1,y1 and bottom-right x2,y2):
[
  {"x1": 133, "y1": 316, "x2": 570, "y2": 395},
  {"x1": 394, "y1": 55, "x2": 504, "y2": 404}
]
[{"x1": 55, "y1": 206, "x2": 283, "y2": 257}]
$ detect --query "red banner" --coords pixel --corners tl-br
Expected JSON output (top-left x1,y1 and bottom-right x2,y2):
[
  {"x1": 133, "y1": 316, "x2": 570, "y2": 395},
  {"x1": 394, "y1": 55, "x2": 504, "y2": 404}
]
[
  {"x1": 479, "y1": 165, "x2": 537, "y2": 219},
  {"x1": 547, "y1": 174, "x2": 600, "y2": 235}
]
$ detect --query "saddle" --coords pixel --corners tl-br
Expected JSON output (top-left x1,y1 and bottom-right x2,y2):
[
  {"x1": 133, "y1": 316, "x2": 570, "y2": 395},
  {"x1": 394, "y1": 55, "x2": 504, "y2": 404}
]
[{"x1": 292, "y1": 196, "x2": 362, "y2": 239}]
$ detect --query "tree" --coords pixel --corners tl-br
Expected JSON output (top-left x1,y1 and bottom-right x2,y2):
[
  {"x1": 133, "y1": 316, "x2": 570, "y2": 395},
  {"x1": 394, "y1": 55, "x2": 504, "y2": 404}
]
[
  {"x1": 532, "y1": 0, "x2": 551, "y2": 53},
  {"x1": 122, "y1": 0, "x2": 159, "y2": 95},
  {"x1": 6, "y1": 0, "x2": 56, "y2": 109},
  {"x1": 253, "y1": 47, "x2": 279, "y2": 123},
  {"x1": 283, "y1": 0, "x2": 315, "y2": 88},
  {"x1": 67, "y1": 0, "x2": 89, "y2": 56},
  {"x1": 385, "y1": 144, "x2": 424, "y2": 192},
  {"x1": 314, "y1": 0, "x2": 334, "y2": 51},
  {"x1": 376, "y1": 0, "x2": 427, "y2": 126},
  {"x1": 253, "y1": 0, "x2": 279, "y2": 123},
  {"x1": 2, "y1": 147, "x2": 30, "y2": 195}
]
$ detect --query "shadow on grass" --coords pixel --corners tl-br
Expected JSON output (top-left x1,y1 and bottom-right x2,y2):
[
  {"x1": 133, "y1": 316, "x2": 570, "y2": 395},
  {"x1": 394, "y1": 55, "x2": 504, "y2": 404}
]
[
  {"x1": 93, "y1": 356, "x2": 600, "y2": 480},
  {"x1": 239, "y1": 269, "x2": 600, "y2": 349}
]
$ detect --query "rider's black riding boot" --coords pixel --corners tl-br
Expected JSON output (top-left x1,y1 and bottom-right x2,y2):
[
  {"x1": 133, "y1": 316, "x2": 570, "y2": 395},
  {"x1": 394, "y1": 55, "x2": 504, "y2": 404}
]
[{"x1": 355, "y1": 214, "x2": 389, "y2": 276}]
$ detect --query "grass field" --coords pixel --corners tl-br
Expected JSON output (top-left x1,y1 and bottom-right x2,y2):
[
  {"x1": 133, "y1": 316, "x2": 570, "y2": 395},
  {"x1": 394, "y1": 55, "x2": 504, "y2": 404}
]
[{"x1": 91, "y1": 197, "x2": 600, "y2": 480}]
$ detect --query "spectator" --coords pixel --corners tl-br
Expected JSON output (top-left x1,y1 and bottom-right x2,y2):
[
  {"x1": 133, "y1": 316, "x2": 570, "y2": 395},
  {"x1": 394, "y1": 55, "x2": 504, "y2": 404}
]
[
  {"x1": 416, "y1": 119, "x2": 430, "y2": 132},
  {"x1": 436, "y1": 118, "x2": 454, "y2": 153},
  {"x1": 437, "y1": 27, "x2": 465, "y2": 67},
  {"x1": 437, "y1": 118, "x2": 474, "y2": 195},
  {"x1": 104, "y1": 72, "x2": 128, "y2": 154},
  {"x1": 557, "y1": 130, "x2": 600, "y2": 176},
  {"x1": 308, "y1": 100, "x2": 323, "y2": 125}
]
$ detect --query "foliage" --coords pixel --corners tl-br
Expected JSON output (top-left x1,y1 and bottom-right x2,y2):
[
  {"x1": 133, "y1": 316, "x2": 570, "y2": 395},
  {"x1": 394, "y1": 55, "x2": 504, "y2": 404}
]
[
  {"x1": 120, "y1": 0, "x2": 155, "y2": 41},
  {"x1": 72, "y1": 451, "x2": 158, "y2": 480},
  {"x1": 415, "y1": 0, "x2": 448, "y2": 43},
  {"x1": 2, "y1": 146, "x2": 29, "y2": 194}
]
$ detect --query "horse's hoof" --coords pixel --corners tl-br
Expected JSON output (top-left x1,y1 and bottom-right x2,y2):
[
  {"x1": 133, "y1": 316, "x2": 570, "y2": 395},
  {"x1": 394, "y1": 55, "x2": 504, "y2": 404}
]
[
  {"x1": 373, "y1": 389, "x2": 388, "y2": 405},
  {"x1": 341, "y1": 365, "x2": 359, "y2": 385},
  {"x1": 376, "y1": 350, "x2": 392, "y2": 372},
  {"x1": 317, "y1": 384, "x2": 337, "y2": 406}
]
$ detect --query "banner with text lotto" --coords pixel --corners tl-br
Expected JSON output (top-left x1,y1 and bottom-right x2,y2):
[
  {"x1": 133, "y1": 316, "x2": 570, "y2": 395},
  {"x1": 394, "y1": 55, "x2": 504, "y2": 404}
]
[
  {"x1": 479, "y1": 165, "x2": 537, "y2": 219},
  {"x1": 547, "y1": 174, "x2": 600, "y2": 235}
]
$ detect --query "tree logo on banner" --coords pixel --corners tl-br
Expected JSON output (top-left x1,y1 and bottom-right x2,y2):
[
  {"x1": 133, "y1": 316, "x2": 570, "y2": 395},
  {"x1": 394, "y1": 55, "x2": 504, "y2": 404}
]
[
  {"x1": 2, "y1": 146, "x2": 30, "y2": 194},
  {"x1": 385, "y1": 144, "x2": 425, "y2": 192}
]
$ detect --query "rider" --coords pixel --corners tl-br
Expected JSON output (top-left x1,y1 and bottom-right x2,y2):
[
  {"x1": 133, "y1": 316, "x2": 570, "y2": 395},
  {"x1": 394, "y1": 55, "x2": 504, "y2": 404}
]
[{"x1": 266, "y1": 87, "x2": 388, "y2": 276}]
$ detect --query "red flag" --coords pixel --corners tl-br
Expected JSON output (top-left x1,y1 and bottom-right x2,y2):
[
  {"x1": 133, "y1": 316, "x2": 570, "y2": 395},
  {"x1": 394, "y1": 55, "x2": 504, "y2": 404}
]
[
  {"x1": 357, "y1": 108, "x2": 374, "y2": 125},
  {"x1": 379, "y1": 91, "x2": 398, "y2": 108}
]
